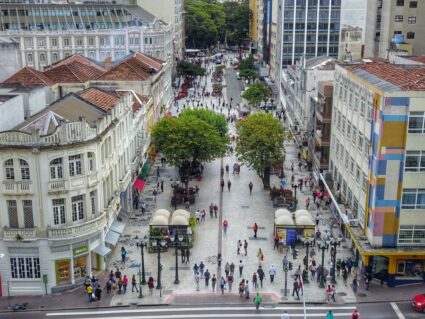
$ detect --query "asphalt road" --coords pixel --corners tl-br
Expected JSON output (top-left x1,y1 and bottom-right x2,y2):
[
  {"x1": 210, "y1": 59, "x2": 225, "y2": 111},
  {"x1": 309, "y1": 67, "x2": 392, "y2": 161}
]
[
  {"x1": 2, "y1": 302, "x2": 421, "y2": 319},
  {"x1": 225, "y1": 67, "x2": 244, "y2": 107}
]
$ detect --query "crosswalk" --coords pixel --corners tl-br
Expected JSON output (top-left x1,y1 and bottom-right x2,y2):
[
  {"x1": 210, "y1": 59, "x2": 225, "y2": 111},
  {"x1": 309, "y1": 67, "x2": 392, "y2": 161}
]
[{"x1": 45, "y1": 305, "x2": 357, "y2": 319}]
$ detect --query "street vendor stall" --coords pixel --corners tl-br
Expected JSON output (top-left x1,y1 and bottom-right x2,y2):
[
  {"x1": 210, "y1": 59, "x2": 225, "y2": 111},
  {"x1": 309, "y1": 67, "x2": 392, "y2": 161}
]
[
  {"x1": 238, "y1": 106, "x2": 251, "y2": 120},
  {"x1": 149, "y1": 214, "x2": 170, "y2": 251},
  {"x1": 274, "y1": 214, "x2": 297, "y2": 247},
  {"x1": 274, "y1": 208, "x2": 292, "y2": 219},
  {"x1": 295, "y1": 213, "x2": 315, "y2": 239}
]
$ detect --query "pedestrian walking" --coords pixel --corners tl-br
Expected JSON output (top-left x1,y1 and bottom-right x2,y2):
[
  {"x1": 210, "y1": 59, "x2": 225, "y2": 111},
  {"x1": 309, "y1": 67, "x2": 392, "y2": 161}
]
[
  {"x1": 268, "y1": 265, "x2": 277, "y2": 283},
  {"x1": 364, "y1": 272, "x2": 371, "y2": 290},
  {"x1": 281, "y1": 310, "x2": 290, "y2": 319},
  {"x1": 156, "y1": 166, "x2": 160, "y2": 177},
  {"x1": 131, "y1": 274, "x2": 138, "y2": 293},
  {"x1": 298, "y1": 277, "x2": 303, "y2": 296},
  {"x1": 244, "y1": 280, "x2": 250, "y2": 299},
  {"x1": 342, "y1": 268, "x2": 348, "y2": 286},
  {"x1": 153, "y1": 188, "x2": 158, "y2": 202},
  {"x1": 237, "y1": 239, "x2": 242, "y2": 254},
  {"x1": 217, "y1": 253, "x2": 222, "y2": 268},
  {"x1": 185, "y1": 248, "x2": 190, "y2": 264},
  {"x1": 223, "y1": 219, "x2": 229, "y2": 235},
  {"x1": 230, "y1": 262, "x2": 235, "y2": 275},
  {"x1": 253, "y1": 222, "x2": 258, "y2": 238},
  {"x1": 95, "y1": 285, "x2": 102, "y2": 301},
  {"x1": 225, "y1": 262, "x2": 230, "y2": 277},
  {"x1": 243, "y1": 240, "x2": 248, "y2": 256},
  {"x1": 227, "y1": 274, "x2": 234, "y2": 292},
  {"x1": 352, "y1": 277, "x2": 359, "y2": 295},
  {"x1": 315, "y1": 213, "x2": 320, "y2": 226},
  {"x1": 195, "y1": 272, "x2": 200, "y2": 291},
  {"x1": 326, "y1": 285, "x2": 333, "y2": 303},
  {"x1": 326, "y1": 310, "x2": 334, "y2": 319},
  {"x1": 122, "y1": 275, "x2": 128, "y2": 293},
  {"x1": 181, "y1": 247, "x2": 185, "y2": 263},
  {"x1": 106, "y1": 279, "x2": 112, "y2": 294},
  {"x1": 257, "y1": 266, "x2": 265, "y2": 288},
  {"x1": 249, "y1": 181, "x2": 253, "y2": 195},
  {"x1": 147, "y1": 277, "x2": 154, "y2": 295},
  {"x1": 253, "y1": 292, "x2": 262, "y2": 310},
  {"x1": 351, "y1": 309, "x2": 360, "y2": 319},
  {"x1": 141, "y1": 201, "x2": 146, "y2": 214},
  {"x1": 292, "y1": 280, "x2": 300, "y2": 299},
  {"x1": 252, "y1": 272, "x2": 258, "y2": 289},
  {"x1": 199, "y1": 261, "x2": 205, "y2": 278},
  {"x1": 160, "y1": 180, "x2": 164, "y2": 192},
  {"x1": 209, "y1": 203, "x2": 214, "y2": 218},
  {"x1": 220, "y1": 178, "x2": 225, "y2": 192},
  {"x1": 121, "y1": 247, "x2": 127, "y2": 263},
  {"x1": 239, "y1": 260, "x2": 244, "y2": 276},
  {"x1": 257, "y1": 248, "x2": 264, "y2": 264},
  {"x1": 336, "y1": 259, "x2": 341, "y2": 276},
  {"x1": 274, "y1": 234, "x2": 279, "y2": 250},
  {"x1": 193, "y1": 263, "x2": 199, "y2": 275},
  {"x1": 211, "y1": 274, "x2": 217, "y2": 292},
  {"x1": 331, "y1": 284, "x2": 336, "y2": 302},
  {"x1": 87, "y1": 285, "x2": 93, "y2": 302},
  {"x1": 219, "y1": 276, "x2": 226, "y2": 294},
  {"x1": 214, "y1": 203, "x2": 218, "y2": 218},
  {"x1": 204, "y1": 269, "x2": 210, "y2": 287},
  {"x1": 227, "y1": 179, "x2": 232, "y2": 191}
]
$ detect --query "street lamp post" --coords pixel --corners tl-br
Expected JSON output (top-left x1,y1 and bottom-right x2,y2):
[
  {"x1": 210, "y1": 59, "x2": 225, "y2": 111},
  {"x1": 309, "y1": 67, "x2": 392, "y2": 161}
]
[
  {"x1": 300, "y1": 237, "x2": 314, "y2": 284},
  {"x1": 317, "y1": 240, "x2": 329, "y2": 288},
  {"x1": 292, "y1": 184, "x2": 299, "y2": 209},
  {"x1": 282, "y1": 256, "x2": 288, "y2": 297},
  {"x1": 170, "y1": 234, "x2": 184, "y2": 284},
  {"x1": 152, "y1": 239, "x2": 167, "y2": 289},
  {"x1": 136, "y1": 240, "x2": 147, "y2": 298},
  {"x1": 329, "y1": 237, "x2": 342, "y2": 284}
]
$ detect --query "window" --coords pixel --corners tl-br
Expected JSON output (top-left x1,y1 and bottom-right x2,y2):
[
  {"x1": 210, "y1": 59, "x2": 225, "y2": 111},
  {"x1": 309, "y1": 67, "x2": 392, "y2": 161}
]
[
  {"x1": 50, "y1": 158, "x2": 63, "y2": 179},
  {"x1": 408, "y1": 112, "x2": 425, "y2": 133},
  {"x1": 396, "y1": 0, "x2": 404, "y2": 5},
  {"x1": 358, "y1": 134, "x2": 364, "y2": 151},
  {"x1": 7, "y1": 200, "x2": 18, "y2": 228},
  {"x1": 71, "y1": 195, "x2": 84, "y2": 222},
  {"x1": 37, "y1": 38, "x2": 45, "y2": 47},
  {"x1": 51, "y1": 38, "x2": 57, "y2": 47},
  {"x1": 399, "y1": 225, "x2": 425, "y2": 245},
  {"x1": 409, "y1": 1, "x2": 417, "y2": 8},
  {"x1": 408, "y1": 17, "x2": 416, "y2": 24},
  {"x1": 407, "y1": 32, "x2": 415, "y2": 39},
  {"x1": 68, "y1": 155, "x2": 82, "y2": 176},
  {"x1": 352, "y1": 127, "x2": 357, "y2": 144},
  {"x1": 5, "y1": 159, "x2": 14, "y2": 180},
  {"x1": 364, "y1": 140, "x2": 370, "y2": 157},
  {"x1": 76, "y1": 37, "x2": 83, "y2": 46},
  {"x1": 52, "y1": 52, "x2": 58, "y2": 63},
  {"x1": 402, "y1": 189, "x2": 425, "y2": 209},
  {"x1": 395, "y1": 15, "x2": 403, "y2": 22},
  {"x1": 39, "y1": 53, "x2": 46, "y2": 64},
  {"x1": 27, "y1": 53, "x2": 33, "y2": 64},
  {"x1": 63, "y1": 38, "x2": 70, "y2": 46},
  {"x1": 87, "y1": 153, "x2": 95, "y2": 171},
  {"x1": 22, "y1": 200, "x2": 34, "y2": 228},
  {"x1": 362, "y1": 173, "x2": 368, "y2": 192},
  {"x1": 10, "y1": 257, "x2": 40, "y2": 279},
  {"x1": 405, "y1": 151, "x2": 425, "y2": 172},
  {"x1": 19, "y1": 159, "x2": 30, "y2": 180},
  {"x1": 90, "y1": 191, "x2": 96, "y2": 215},
  {"x1": 88, "y1": 37, "x2": 94, "y2": 46},
  {"x1": 25, "y1": 38, "x2": 33, "y2": 48},
  {"x1": 52, "y1": 199, "x2": 66, "y2": 225}
]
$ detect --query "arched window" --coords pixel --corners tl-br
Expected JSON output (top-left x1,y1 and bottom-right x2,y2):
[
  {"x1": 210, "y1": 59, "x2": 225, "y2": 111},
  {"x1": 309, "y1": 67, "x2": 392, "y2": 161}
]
[
  {"x1": 19, "y1": 159, "x2": 30, "y2": 180},
  {"x1": 52, "y1": 52, "x2": 58, "y2": 62},
  {"x1": 87, "y1": 152, "x2": 95, "y2": 171},
  {"x1": 50, "y1": 158, "x2": 63, "y2": 179},
  {"x1": 27, "y1": 53, "x2": 33, "y2": 64},
  {"x1": 39, "y1": 53, "x2": 46, "y2": 64},
  {"x1": 4, "y1": 159, "x2": 15, "y2": 180}
]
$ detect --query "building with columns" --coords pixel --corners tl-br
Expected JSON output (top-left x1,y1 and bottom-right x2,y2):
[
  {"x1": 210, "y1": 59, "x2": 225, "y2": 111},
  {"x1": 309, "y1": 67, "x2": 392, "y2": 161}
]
[
  {"x1": 0, "y1": 87, "x2": 151, "y2": 295},
  {"x1": 0, "y1": 3, "x2": 173, "y2": 70}
]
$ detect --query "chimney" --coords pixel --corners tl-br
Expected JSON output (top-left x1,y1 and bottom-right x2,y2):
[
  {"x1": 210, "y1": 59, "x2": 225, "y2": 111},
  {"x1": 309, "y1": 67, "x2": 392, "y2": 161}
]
[{"x1": 104, "y1": 56, "x2": 112, "y2": 71}]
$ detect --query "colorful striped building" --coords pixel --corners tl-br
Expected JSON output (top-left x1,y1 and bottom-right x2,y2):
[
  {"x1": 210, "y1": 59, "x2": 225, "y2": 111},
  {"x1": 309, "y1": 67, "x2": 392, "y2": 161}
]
[{"x1": 328, "y1": 60, "x2": 425, "y2": 287}]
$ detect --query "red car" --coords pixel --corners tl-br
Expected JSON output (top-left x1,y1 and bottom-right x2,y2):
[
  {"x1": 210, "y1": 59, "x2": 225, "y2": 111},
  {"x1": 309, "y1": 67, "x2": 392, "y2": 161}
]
[{"x1": 412, "y1": 294, "x2": 425, "y2": 312}]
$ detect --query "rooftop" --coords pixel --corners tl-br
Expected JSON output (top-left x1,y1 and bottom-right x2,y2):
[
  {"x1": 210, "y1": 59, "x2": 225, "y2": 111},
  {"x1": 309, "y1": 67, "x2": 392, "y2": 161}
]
[
  {"x1": 77, "y1": 87, "x2": 120, "y2": 111},
  {"x1": 407, "y1": 56, "x2": 425, "y2": 64},
  {"x1": 0, "y1": 94, "x2": 17, "y2": 103},
  {"x1": 342, "y1": 61, "x2": 425, "y2": 91},
  {"x1": 3, "y1": 67, "x2": 54, "y2": 86}
]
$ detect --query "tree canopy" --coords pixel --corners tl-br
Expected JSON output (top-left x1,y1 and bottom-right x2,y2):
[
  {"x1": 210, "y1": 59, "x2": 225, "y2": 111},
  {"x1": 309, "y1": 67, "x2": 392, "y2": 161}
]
[
  {"x1": 241, "y1": 81, "x2": 270, "y2": 106},
  {"x1": 235, "y1": 113, "x2": 284, "y2": 188},
  {"x1": 224, "y1": 2, "x2": 249, "y2": 47},
  {"x1": 152, "y1": 109, "x2": 228, "y2": 181},
  {"x1": 176, "y1": 61, "x2": 206, "y2": 76}
]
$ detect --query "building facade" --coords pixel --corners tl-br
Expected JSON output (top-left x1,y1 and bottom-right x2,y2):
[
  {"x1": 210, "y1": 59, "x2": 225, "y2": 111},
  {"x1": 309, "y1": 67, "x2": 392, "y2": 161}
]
[
  {"x1": 0, "y1": 3, "x2": 173, "y2": 70},
  {"x1": 0, "y1": 88, "x2": 151, "y2": 295},
  {"x1": 327, "y1": 61, "x2": 425, "y2": 286},
  {"x1": 0, "y1": 37, "x2": 21, "y2": 82},
  {"x1": 364, "y1": 0, "x2": 425, "y2": 59},
  {"x1": 249, "y1": 0, "x2": 259, "y2": 53}
]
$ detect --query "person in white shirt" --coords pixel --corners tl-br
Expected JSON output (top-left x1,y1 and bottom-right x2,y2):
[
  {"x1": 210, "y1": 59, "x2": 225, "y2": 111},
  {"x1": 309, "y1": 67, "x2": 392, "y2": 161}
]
[{"x1": 281, "y1": 310, "x2": 289, "y2": 319}]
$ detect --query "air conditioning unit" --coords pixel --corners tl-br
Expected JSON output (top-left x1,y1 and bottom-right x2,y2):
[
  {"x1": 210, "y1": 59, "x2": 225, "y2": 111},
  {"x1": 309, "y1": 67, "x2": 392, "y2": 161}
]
[{"x1": 349, "y1": 219, "x2": 359, "y2": 227}]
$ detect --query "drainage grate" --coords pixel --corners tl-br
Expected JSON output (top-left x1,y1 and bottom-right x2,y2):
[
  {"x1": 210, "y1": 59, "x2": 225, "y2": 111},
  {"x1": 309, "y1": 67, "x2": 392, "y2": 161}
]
[
  {"x1": 357, "y1": 293, "x2": 367, "y2": 297},
  {"x1": 249, "y1": 237, "x2": 267, "y2": 240},
  {"x1": 161, "y1": 289, "x2": 173, "y2": 295},
  {"x1": 246, "y1": 226, "x2": 265, "y2": 229},
  {"x1": 337, "y1": 292, "x2": 347, "y2": 296},
  {"x1": 241, "y1": 205, "x2": 250, "y2": 209}
]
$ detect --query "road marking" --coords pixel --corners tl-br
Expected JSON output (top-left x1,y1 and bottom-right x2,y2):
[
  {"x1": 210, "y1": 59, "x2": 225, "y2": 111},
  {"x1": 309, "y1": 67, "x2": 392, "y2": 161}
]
[
  {"x1": 46, "y1": 306, "x2": 356, "y2": 316},
  {"x1": 56, "y1": 314, "x2": 354, "y2": 319},
  {"x1": 390, "y1": 302, "x2": 406, "y2": 319}
]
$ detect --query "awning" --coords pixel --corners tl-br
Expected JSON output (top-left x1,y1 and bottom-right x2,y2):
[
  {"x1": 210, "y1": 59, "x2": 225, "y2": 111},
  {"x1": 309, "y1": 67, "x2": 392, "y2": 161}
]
[
  {"x1": 140, "y1": 162, "x2": 150, "y2": 179},
  {"x1": 110, "y1": 220, "x2": 125, "y2": 234},
  {"x1": 92, "y1": 244, "x2": 111, "y2": 257},
  {"x1": 105, "y1": 230, "x2": 120, "y2": 246},
  {"x1": 133, "y1": 177, "x2": 146, "y2": 191}
]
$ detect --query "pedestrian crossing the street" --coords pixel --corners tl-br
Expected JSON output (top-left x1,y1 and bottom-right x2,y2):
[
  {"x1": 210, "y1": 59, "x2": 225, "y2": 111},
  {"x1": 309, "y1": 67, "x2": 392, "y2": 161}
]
[{"x1": 45, "y1": 305, "x2": 357, "y2": 318}]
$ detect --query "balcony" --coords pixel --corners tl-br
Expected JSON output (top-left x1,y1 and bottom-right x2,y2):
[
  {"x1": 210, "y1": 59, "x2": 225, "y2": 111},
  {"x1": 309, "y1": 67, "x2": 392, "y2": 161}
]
[
  {"x1": 48, "y1": 180, "x2": 68, "y2": 193},
  {"x1": 2, "y1": 181, "x2": 33, "y2": 195},
  {"x1": 87, "y1": 171, "x2": 98, "y2": 187},
  {"x1": 48, "y1": 212, "x2": 107, "y2": 240},
  {"x1": 3, "y1": 228, "x2": 37, "y2": 241},
  {"x1": 119, "y1": 170, "x2": 132, "y2": 192},
  {"x1": 313, "y1": 151, "x2": 329, "y2": 169}
]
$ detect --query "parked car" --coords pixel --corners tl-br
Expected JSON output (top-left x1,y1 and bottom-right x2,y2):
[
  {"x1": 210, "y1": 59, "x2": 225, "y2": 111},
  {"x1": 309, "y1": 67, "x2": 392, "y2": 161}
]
[
  {"x1": 236, "y1": 72, "x2": 241, "y2": 80},
  {"x1": 413, "y1": 294, "x2": 425, "y2": 312}
]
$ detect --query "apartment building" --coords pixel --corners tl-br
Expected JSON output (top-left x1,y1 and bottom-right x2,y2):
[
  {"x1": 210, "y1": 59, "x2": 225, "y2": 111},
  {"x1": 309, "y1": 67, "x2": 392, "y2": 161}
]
[
  {"x1": 0, "y1": 3, "x2": 173, "y2": 70},
  {"x1": 249, "y1": 0, "x2": 259, "y2": 53},
  {"x1": 365, "y1": 0, "x2": 425, "y2": 59},
  {"x1": 327, "y1": 60, "x2": 425, "y2": 286},
  {"x1": 0, "y1": 88, "x2": 151, "y2": 295}
]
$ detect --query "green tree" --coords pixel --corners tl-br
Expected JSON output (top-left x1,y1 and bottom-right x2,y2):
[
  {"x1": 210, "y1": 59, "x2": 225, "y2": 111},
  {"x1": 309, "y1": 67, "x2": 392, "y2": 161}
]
[
  {"x1": 241, "y1": 81, "x2": 270, "y2": 106},
  {"x1": 239, "y1": 68, "x2": 258, "y2": 79},
  {"x1": 152, "y1": 110, "x2": 228, "y2": 183},
  {"x1": 185, "y1": 0, "x2": 226, "y2": 49},
  {"x1": 225, "y1": 2, "x2": 249, "y2": 55},
  {"x1": 176, "y1": 61, "x2": 206, "y2": 76},
  {"x1": 235, "y1": 113, "x2": 284, "y2": 189}
]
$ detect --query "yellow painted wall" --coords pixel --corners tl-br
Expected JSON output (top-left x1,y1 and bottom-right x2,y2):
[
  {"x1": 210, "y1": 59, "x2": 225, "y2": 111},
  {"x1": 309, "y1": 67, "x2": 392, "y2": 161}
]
[{"x1": 249, "y1": 0, "x2": 259, "y2": 44}]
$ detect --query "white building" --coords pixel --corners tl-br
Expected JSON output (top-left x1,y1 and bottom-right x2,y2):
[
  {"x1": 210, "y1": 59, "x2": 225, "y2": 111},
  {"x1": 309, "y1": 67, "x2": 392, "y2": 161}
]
[
  {"x1": 0, "y1": 87, "x2": 151, "y2": 295},
  {"x1": 0, "y1": 37, "x2": 21, "y2": 82},
  {"x1": 0, "y1": 3, "x2": 173, "y2": 70}
]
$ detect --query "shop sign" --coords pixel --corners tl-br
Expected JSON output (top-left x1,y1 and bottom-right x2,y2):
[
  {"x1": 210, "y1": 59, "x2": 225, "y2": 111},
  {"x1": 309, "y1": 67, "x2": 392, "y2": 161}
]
[
  {"x1": 303, "y1": 228, "x2": 315, "y2": 239},
  {"x1": 73, "y1": 245, "x2": 89, "y2": 257}
]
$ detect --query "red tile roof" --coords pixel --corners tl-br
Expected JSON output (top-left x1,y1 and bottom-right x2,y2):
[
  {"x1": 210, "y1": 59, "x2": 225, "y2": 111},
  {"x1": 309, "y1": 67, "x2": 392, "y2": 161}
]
[
  {"x1": 344, "y1": 62, "x2": 425, "y2": 91},
  {"x1": 3, "y1": 67, "x2": 54, "y2": 85},
  {"x1": 408, "y1": 56, "x2": 425, "y2": 64},
  {"x1": 45, "y1": 54, "x2": 105, "y2": 72},
  {"x1": 44, "y1": 61, "x2": 104, "y2": 83},
  {"x1": 77, "y1": 88, "x2": 120, "y2": 111},
  {"x1": 96, "y1": 52, "x2": 164, "y2": 81}
]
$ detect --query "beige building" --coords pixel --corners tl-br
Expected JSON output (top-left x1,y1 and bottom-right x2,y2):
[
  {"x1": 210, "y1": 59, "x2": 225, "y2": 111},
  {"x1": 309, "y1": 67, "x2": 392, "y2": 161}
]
[
  {"x1": 365, "y1": 0, "x2": 425, "y2": 59},
  {"x1": 339, "y1": 26, "x2": 364, "y2": 62}
]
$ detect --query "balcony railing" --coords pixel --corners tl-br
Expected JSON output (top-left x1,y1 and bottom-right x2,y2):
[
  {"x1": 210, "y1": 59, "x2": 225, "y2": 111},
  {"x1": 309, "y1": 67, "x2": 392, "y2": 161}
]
[
  {"x1": 2, "y1": 181, "x2": 33, "y2": 195},
  {"x1": 48, "y1": 180, "x2": 68, "y2": 193},
  {"x1": 47, "y1": 212, "x2": 107, "y2": 240},
  {"x1": 3, "y1": 228, "x2": 37, "y2": 240},
  {"x1": 87, "y1": 171, "x2": 98, "y2": 187},
  {"x1": 119, "y1": 169, "x2": 132, "y2": 192}
]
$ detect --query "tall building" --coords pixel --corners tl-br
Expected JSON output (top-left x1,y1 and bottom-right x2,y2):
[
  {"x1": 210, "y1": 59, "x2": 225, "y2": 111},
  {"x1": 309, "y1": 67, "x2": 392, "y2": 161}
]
[
  {"x1": 278, "y1": 0, "x2": 341, "y2": 67},
  {"x1": 0, "y1": 2, "x2": 173, "y2": 70},
  {"x1": 0, "y1": 37, "x2": 21, "y2": 82},
  {"x1": 248, "y1": 0, "x2": 259, "y2": 53},
  {"x1": 326, "y1": 60, "x2": 425, "y2": 286},
  {"x1": 136, "y1": 0, "x2": 184, "y2": 59},
  {"x1": 365, "y1": 0, "x2": 425, "y2": 59}
]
